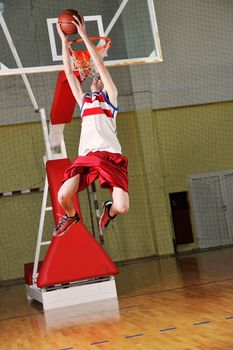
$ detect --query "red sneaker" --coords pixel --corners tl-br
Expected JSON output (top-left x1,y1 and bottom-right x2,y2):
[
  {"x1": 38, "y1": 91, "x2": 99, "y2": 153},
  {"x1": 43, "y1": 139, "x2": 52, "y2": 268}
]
[
  {"x1": 53, "y1": 212, "x2": 80, "y2": 237},
  {"x1": 99, "y1": 201, "x2": 117, "y2": 231}
]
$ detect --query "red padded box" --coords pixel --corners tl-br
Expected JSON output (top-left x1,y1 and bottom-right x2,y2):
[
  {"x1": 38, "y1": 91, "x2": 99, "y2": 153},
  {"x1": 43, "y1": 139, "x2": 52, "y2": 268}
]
[{"x1": 50, "y1": 71, "x2": 81, "y2": 125}]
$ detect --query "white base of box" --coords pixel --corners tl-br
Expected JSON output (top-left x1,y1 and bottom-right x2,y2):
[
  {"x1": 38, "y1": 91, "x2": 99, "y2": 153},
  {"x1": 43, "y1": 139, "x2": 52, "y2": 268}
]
[{"x1": 25, "y1": 276, "x2": 117, "y2": 310}]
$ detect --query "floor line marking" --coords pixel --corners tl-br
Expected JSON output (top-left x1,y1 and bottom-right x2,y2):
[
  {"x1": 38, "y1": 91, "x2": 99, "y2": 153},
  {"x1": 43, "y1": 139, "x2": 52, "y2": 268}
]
[
  {"x1": 160, "y1": 327, "x2": 177, "y2": 332},
  {"x1": 91, "y1": 340, "x2": 110, "y2": 345},
  {"x1": 0, "y1": 311, "x2": 44, "y2": 322},
  {"x1": 193, "y1": 321, "x2": 210, "y2": 326},
  {"x1": 120, "y1": 304, "x2": 139, "y2": 310},
  {"x1": 119, "y1": 277, "x2": 233, "y2": 301},
  {"x1": 125, "y1": 333, "x2": 144, "y2": 339}
]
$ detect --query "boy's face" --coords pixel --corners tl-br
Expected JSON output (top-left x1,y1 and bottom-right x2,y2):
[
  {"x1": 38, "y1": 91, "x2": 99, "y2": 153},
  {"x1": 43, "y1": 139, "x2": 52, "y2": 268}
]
[{"x1": 91, "y1": 75, "x2": 104, "y2": 92}]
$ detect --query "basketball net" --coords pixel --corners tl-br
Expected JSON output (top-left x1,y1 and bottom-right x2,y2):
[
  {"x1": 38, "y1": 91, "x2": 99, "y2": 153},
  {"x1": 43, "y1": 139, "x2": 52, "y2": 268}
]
[{"x1": 67, "y1": 37, "x2": 112, "y2": 81}]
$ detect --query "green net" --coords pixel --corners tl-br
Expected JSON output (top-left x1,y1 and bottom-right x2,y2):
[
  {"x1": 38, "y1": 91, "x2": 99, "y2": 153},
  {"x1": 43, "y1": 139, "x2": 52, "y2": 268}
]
[{"x1": 0, "y1": 0, "x2": 233, "y2": 282}]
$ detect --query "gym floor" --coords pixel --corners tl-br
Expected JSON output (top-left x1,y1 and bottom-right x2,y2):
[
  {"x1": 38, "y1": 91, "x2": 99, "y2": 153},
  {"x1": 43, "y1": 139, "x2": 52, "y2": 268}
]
[{"x1": 1, "y1": 247, "x2": 233, "y2": 349}]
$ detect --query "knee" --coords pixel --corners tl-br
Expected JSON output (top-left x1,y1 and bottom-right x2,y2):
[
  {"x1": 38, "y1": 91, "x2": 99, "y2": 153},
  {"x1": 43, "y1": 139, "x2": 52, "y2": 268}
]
[
  {"x1": 116, "y1": 204, "x2": 129, "y2": 214},
  {"x1": 57, "y1": 189, "x2": 68, "y2": 206}
]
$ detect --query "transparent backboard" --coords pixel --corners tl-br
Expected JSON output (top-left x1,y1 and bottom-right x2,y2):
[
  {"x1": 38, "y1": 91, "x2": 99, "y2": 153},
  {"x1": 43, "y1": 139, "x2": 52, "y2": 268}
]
[{"x1": 0, "y1": 0, "x2": 162, "y2": 75}]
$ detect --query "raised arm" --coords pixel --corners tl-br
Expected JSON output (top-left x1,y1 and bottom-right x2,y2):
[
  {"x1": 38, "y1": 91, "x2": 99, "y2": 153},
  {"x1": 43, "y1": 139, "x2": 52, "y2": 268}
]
[
  {"x1": 73, "y1": 16, "x2": 118, "y2": 106},
  {"x1": 56, "y1": 23, "x2": 84, "y2": 107}
]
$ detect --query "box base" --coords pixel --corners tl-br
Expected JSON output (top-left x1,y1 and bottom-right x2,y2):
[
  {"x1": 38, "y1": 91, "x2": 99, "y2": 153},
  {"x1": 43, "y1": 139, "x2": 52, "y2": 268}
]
[{"x1": 25, "y1": 276, "x2": 117, "y2": 310}]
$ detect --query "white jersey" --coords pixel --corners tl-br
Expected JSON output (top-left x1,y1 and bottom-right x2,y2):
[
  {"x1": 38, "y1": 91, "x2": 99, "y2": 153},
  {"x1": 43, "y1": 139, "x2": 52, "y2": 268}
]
[{"x1": 78, "y1": 90, "x2": 122, "y2": 156}]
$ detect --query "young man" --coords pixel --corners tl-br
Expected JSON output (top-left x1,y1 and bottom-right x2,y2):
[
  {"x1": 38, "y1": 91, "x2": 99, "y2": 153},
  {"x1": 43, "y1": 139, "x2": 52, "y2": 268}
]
[{"x1": 54, "y1": 15, "x2": 129, "y2": 237}]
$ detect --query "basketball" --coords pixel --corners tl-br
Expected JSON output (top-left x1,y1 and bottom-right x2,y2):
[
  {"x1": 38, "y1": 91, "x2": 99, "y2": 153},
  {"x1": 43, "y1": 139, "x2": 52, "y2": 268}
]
[{"x1": 58, "y1": 9, "x2": 81, "y2": 35}]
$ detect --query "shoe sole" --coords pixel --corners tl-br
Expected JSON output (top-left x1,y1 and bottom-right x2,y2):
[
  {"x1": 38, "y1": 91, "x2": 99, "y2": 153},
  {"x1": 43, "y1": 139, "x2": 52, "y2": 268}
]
[{"x1": 53, "y1": 220, "x2": 79, "y2": 237}]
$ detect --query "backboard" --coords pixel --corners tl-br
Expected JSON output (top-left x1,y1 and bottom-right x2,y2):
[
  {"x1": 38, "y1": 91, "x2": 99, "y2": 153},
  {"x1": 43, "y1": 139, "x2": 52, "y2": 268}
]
[{"x1": 0, "y1": 0, "x2": 162, "y2": 76}]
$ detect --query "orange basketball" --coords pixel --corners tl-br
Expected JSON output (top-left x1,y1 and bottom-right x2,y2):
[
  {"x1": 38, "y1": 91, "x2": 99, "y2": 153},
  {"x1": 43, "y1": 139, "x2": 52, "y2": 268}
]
[{"x1": 58, "y1": 9, "x2": 81, "y2": 35}]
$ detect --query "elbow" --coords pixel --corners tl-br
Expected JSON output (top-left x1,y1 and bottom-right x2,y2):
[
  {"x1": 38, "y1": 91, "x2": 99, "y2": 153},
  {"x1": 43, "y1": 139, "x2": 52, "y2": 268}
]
[
  {"x1": 112, "y1": 86, "x2": 118, "y2": 97},
  {"x1": 114, "y1": 87, "x2": 118, "y2": 96}
]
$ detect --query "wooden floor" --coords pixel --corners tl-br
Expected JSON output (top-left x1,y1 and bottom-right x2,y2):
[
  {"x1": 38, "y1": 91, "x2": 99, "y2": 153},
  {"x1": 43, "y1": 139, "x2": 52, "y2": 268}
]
[{"x1": 1, "y1": 247, "x2": 233, "y2": 349}]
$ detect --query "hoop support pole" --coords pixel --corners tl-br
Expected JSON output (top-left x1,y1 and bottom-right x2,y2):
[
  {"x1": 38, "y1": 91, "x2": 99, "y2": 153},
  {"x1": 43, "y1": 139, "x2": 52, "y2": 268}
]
[
  {"x1": 32, "y1": 176, "x2": 49, "y2": 285},
  {"x1": 0, "y1": 11, "x2": 39, "y2": 111}
]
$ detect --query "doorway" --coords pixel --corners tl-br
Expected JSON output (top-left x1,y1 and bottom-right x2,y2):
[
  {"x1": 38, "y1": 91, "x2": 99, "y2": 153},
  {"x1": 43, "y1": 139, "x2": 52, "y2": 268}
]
[{"x1": 169, "y1": 192, "x2": 194, "y2": 247}]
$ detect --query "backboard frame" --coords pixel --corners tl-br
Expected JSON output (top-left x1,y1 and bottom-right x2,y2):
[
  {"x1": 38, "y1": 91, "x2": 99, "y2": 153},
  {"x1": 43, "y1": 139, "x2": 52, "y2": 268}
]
[{"x1": 0, "y1": 0, "x2": 163, "y2": 76}]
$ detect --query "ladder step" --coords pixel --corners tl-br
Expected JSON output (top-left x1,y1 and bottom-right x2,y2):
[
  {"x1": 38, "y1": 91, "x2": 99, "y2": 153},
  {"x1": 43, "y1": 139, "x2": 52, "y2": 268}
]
[
  {"x1": 45, "y1": 206, "x2": 52, "y2": 211},
  {"x1": 40, "y1": 241, "x2": 51, "y2": 246}
]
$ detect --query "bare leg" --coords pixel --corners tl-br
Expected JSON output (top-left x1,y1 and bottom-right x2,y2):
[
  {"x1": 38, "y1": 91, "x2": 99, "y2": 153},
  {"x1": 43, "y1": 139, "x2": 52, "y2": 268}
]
[
  {"x1": 109, "y1": 187, "x2": 129, "y2": 217},
  {"x1": 99, "y1": 187, "x2": 129, "y2": 230},
  {"x1": 57, "y1": 174, "x2": 80, "y2": 217}
]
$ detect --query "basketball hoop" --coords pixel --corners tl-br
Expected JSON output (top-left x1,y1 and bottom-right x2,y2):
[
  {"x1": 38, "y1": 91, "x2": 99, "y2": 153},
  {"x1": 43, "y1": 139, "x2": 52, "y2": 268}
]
[{"x1": 67, "y1": 36, "x2": 112, "y2": 81}]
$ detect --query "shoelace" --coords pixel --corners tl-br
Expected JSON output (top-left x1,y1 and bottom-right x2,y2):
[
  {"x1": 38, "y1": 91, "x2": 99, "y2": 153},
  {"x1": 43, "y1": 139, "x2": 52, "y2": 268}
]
[{"x1": 55, "y1": 214, "x2": 68, "y2": 230}]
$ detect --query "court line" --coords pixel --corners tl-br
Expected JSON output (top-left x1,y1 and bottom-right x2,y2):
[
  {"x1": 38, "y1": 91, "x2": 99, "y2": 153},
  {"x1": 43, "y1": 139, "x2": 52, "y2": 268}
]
[
  {"x1": 0, "y1": 304, "x2": 139, "y2": 322},
  {"x1": 119, "y1": 304, "x2": 139, "y2": 310},
  {"x1": 193, "y1": 321, "x2": 210, "y2": 326},
  {"x1": 125, "y1": 333, "x2": 144, "y2": 339},
  {"x1": 1, "y1": 280, "x2": 233, "y2": 323},
  {"x1": 119, "y1": 277, "x2": 233, "y2": 300},
  {"x1": 91, "y1": 340, "x2": 110, "y2": 345},
  {"x1": 160, "y1": 327, "x2": 177, "y2": 332},
  {"x1": 0, "y1": 311, "x2": 43, "y2": 322},
  {"x1": 88, "y1": 317, "x2": 232, "y2": 348}
]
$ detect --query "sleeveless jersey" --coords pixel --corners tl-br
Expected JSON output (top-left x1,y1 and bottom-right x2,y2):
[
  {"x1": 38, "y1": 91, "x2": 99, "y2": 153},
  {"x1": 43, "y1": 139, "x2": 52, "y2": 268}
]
[{"x1": 78, "y1": 90, "x2": 122, "y2": 156}]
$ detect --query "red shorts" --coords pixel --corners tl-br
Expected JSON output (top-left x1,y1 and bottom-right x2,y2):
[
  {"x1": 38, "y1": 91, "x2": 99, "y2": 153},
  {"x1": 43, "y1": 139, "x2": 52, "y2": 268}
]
[{"x1": 63, "y1": 151, "x2": 128, "y2": 193}]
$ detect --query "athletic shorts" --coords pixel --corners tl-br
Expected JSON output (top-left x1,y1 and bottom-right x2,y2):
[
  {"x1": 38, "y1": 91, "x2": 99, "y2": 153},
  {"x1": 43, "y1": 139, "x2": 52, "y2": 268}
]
[{"x1": 63, "y1": 151, "x2": 128, "y2": 193}]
